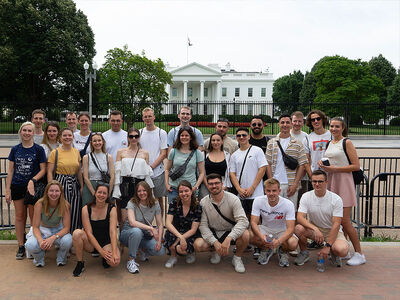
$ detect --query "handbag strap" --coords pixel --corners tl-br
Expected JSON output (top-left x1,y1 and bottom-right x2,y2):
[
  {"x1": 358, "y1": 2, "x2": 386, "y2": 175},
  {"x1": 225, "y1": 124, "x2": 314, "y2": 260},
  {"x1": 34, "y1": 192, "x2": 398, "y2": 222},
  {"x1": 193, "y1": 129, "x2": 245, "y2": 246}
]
[
  {"x1": 82, "y1": 132, "x2": 92, "y2": 155},
  {"x1": 342, "y1": 138, "x2": 352, "y2": 165},
  {"x1": 53, "y1": 149, "x2": 58, "y2": 178},
  {"x1": 135, "y1": 203, "x2": 152, "y2": 227},
  {"x1": 90, "y1": 152, "x2": 105, "y2": 173},
  {"x1": 130, "y1": 148, "x2": 140, "y2": 172},
  {"x1": 173, "y1": 149, "x2": 195, "y2": 171},
  {"x1": 276, "y1": 140, "x2": 289, "y2": 159},
  {"x1": 238, "y1": 145, "x2": 252, "y2": 184},
  {"x1": 209, "y1": 195, "x2": 236, "y2": 226}
]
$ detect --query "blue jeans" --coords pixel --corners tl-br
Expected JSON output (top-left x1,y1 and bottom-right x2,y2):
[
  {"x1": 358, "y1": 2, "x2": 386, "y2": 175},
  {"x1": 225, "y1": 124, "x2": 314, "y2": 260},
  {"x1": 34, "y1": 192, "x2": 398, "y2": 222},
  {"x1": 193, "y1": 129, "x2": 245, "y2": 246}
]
[
  {"x1": 25, "y1": 224, "x2": 72, "y2": 265},
  {"x1": 167, "y1": 187, "x2": 178, "y2": 204},
  {"x1": 120, "y1": 225, "x2": 165, "y2": 259}
]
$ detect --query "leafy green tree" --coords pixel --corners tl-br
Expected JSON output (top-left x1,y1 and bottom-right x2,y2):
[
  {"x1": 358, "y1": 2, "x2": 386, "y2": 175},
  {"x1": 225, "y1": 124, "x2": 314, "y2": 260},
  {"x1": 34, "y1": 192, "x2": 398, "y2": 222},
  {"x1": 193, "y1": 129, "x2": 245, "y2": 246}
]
[
  {"x1": 0, "y1": 0, "x2": 96, "y2": 117},
  {"x1": 299, "y1": 71, "x2": 317, "y2": 111},
  {"x1": 387, "y1": 70, "x2": 400, "y2": 116},
  {"x1": 98, "y1": 45, "x2": 172, "y2": 128},
  {"x1": 313, "y1": 55, "x2": 385, "y2": 125},
  {"x1": 272, "y1": 70, "x2": 304, "y2": 115}
]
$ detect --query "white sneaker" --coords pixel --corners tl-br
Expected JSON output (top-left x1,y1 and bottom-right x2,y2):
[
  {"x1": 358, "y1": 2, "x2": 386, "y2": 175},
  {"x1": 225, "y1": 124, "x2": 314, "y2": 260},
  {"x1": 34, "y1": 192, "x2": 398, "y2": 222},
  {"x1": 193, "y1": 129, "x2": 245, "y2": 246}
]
[
  {"x1": 185, "y1": 253, "x2": 196, "y2": 264},
  {"x1": 210, "y1": 252, "x2": 221, "y2": 264},
  {"x1": 346, "y1": 252, "x2": 366, "y2": 266},
  {"x1": 232, "y1": 255, "x2": 245, "y2": 273},
  {"x1": 138, "y1": 249, "x2": 149, "y2": 262},
  {"x1": 26, "y1": 249, "x2": 33, "y2": 259},
  {"x1": 165, "y1": 256, "x2": 178, "y2": 268},
  {"x1": 34, "y1": 260, "x2": 45, "y2": 267},
  {"x1": 344, "y1": 251, "x2": 351, "y2": 260},
  {"x1": 126, "y1": 259, "x2": 139, "y2": 273}
]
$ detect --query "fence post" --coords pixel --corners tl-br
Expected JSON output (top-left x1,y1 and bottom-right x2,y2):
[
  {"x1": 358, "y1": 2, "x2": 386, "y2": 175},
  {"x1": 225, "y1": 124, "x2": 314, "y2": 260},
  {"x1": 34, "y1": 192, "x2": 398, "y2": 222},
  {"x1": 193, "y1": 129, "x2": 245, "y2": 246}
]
[
  {"x1": 233, "y1": 98, "x2": 236, "y2": 134},
  {"x1": 383, "y1": 100, "x2": 387, "y2": 135},
  {"x1": 271, "y1": 101, "x2": 275, "y2": 135}
]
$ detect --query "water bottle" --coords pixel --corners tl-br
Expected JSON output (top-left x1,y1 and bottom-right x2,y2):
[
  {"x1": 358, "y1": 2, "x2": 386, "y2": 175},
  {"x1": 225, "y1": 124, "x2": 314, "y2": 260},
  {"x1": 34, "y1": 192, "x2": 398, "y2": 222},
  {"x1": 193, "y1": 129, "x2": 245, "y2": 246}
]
[
  {"x1": 266, "y1": 234, "x2": 274, "y2": 243},
  {"x1": 317, "y1": 258, "x2": 325, "y2": 272}
]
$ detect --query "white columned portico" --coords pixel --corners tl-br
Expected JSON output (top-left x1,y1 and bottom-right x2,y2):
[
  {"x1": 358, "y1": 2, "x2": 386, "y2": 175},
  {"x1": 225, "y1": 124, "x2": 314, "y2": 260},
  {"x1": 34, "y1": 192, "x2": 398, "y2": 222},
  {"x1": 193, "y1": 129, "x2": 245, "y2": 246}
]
[
  {"x1": 216, "y1": 80, "x2": 221, "y2": 101},
  {"x1": 200, "y1": 81, "x2": 205, "y2": 102},
  {"x1": 183, "y1": 80, "x2": 188, "y2": 103},
  {"x1": 214, "y1": 80, "x2": 222, "y2": 122}
]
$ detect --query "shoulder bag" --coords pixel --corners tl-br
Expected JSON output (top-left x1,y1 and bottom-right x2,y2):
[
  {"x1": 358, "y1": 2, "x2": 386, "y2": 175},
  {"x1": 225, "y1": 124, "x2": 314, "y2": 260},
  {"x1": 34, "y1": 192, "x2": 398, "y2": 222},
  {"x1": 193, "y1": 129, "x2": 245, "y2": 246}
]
[
  {"x1": 276, "y1": 140, "x2": 299, "y2": 170},
  {"x1": 342, "y1": 138, "x2": 364, "y2": 185},
  {"x1": 169, "y1": 149, "x2": 195, "y2": 181},
  {"x1": 90, "y1": 152, "x2": 111, "y2": 184}
]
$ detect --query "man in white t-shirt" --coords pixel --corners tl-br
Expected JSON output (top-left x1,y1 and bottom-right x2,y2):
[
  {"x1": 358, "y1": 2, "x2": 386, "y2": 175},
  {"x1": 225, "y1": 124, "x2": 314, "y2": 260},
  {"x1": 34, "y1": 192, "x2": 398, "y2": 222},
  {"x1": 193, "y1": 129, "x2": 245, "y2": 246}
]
[
  {"x1": 167, "y1": 106, "x2": 204, "y2": 153},
  {"x1": 140, "y1": 107, "x2": 168, "y2": 214},
  {"x1": 102, "y1": 110, "x2": 128, "y2": 163},
  {"x1": 249, "y1": 178, "x2": 298, "y2": 267},
  {"x1": 294, "y1": 170, "x2": 349, "y2": 267},
  {"x1": 230, "y1": 127, "x2": 269, "y2": 217},
  {"x1": 31, "y1": 109, "x2": 45, "y2": 144},
  {"x1": 66, "y1": 111, "x2": 80, "y2": 133},
  {"x1": 266, "y1": 114, "x2": 308, "y2": 208}
]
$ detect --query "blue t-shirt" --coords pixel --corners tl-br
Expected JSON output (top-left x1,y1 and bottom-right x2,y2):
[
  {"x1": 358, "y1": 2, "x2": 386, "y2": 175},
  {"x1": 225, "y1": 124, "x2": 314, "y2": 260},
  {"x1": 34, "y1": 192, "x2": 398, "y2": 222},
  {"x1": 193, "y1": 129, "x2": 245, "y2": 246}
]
[
  {"x1": 8, "y1": 143, "x2": 46, "y2": 186},
  {"x1": 167, "y1": 126, "x2": 204, "y2": 147}
]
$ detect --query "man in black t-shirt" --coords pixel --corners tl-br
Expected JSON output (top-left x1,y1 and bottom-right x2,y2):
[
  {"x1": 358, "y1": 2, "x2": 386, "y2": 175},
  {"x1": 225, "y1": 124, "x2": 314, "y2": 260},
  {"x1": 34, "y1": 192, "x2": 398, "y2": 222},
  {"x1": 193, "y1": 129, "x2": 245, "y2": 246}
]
[{"x1": 249, "y1": 115, "x2": 270, "y2": 154}]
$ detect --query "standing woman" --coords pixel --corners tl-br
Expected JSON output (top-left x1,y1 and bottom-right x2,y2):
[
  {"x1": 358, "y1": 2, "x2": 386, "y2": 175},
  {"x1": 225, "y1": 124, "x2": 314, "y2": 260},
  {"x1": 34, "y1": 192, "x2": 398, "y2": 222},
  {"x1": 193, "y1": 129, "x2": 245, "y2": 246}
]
[
  {"x1": 165, "y1": 126, "x2": 205, "y2": 204},
  {"x1": 6, "y1": 122, "x2": 47, "y2": 259},
  {"x1": 198, "y1": 132, "x2": 231, "y2": 200},
  {"x1": 113, "y1": 128, "x2": 153, "y2": 223},
  {"x1": 82, "y1": 133, "x2": 115, "y2": 206},
  {"x1": 41, "y1": 121, "x2": 61, "y2": 159},
  {"x1": 72, "y1": 184, "x2": 120, "y2": 277},
  {"x1": 73, "y1": 112, "x2": 92, "y2": 158},
  {"x1": 119, "y1": 181, "x2": 165, "y2": 274},
  {"x1": 25, "y1": 180, "x2": 72, "y2": 267},
  {"x1": 164, "y1": 180, "x2": 202, "y2": 268},
  {"x1": 319, "y1": 117, "x2": 366, "y2": 266},
  {"x1": 47, "y1": 128, "x2": 84, "y2": 233}
]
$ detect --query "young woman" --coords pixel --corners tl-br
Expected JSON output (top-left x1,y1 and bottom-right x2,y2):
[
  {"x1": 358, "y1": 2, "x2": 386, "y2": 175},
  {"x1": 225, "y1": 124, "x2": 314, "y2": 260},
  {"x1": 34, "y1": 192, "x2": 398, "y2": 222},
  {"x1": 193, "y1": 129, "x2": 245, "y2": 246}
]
[
  {"x1": 164, "y1": 180, "x2": 202, "y2": 268},
  {"x1": 319, "y1": 117, "x2": 366, "y2": 266},
  {"x1": 72, "y1": 184, "x2": 120, "y2": 277},
  {"x1": 47, "y1": 128, "x2": 84, "y2": 233},
  {"x1": 73, "y1": 112, "x2": 92, "y2": 158},
  {"x1": 25, "y1": 181, "x2": 72, "y2": 267},
  {"x1": 41, "y1": 121, "x2": 61, "y2": 159},
  {"x1": 119, "y1": 181, "x2": 165, "y2": 274},
  {"x1": 113, "y1": 128, "x2": 153, "y2": 223},
  {"x1": 82, "y1": 133, "x2": 115, "y2": 206},
  {"x1": 165, "y1": 126, "x2": 205, "y2": 204},
  {"x1": 6, "y1": 122, "x2": 46, "y2": 259},
  {"x1": 198, "y1": 132, "x2": 231, "y2": 200}
]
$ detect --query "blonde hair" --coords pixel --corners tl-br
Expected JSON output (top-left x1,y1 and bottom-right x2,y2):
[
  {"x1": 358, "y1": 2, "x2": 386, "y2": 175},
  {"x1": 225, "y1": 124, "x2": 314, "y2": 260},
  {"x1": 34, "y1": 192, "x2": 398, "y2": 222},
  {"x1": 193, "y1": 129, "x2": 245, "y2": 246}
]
[
  {"x1": 264, "y1": 178, "x2": 281, "y2": 189},
  {"x1": 18, "y1": 122, "x2": 35, "y2": 142},
  {"x1": 38, "y1": 180, "x2": 68, "y2": 217},
  {"x1": 142, "y1": 107, "x2": 154, "y2": 115}
]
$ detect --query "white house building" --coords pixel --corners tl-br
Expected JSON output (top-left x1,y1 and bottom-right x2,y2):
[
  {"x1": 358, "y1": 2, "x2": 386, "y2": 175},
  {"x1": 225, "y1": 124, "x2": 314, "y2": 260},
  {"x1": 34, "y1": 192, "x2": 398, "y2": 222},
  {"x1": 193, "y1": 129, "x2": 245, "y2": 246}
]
[{"x1": 164, "y1": 62, "x2": 274, "y2": 121}]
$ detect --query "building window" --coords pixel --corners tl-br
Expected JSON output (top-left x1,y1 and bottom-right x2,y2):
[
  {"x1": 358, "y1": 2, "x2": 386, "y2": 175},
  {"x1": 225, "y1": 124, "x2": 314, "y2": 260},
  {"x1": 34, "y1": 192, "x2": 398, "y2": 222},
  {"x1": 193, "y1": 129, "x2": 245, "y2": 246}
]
[
  {"x1": 234, "y1": 103, "x2": 240, "y2": 115},
  {"x1": 248, "y1": 104, "x2": 253, "y2": 115},
  {"x1": 222, "y1": 87, "x2": 227, "y2": 97},
  {"x1": 235, "y1": 88, "x2": 240, "y2": 97},
  {"x1": 173, "y1": 104, "x2": 177, "y2": 115},
  {"x1": 203, "y1": 104, "x2": 208, "y2": 115},
  {"x1": 222, "y1": 104, "x2": 227, "y2": 115},
  {"x1": 261, "y1": 105, "x2": 266, "y2": 115},
  {"x1": 172, "y1": 87, "x2": 178, "y2": 97},
  {"x1": 248, "y1": 88, "x2": 253, "y2": 97},
  {"x1": 204, "y1": 88, "x2": 208, "y2": 97},
  {"x1": 261, "y1": 88, "x2": 266, "y2": 97},
  {"x1": 188, "y1": 87, "x2": 193, "y2": 97}
]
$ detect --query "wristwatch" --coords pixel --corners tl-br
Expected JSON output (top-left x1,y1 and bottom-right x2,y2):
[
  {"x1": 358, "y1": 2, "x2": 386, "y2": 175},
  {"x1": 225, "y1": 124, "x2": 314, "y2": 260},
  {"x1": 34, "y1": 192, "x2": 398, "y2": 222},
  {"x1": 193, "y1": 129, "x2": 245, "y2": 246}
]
[
  {"x1": 325, "y1": 242, "x2": 332, "y2": 248},
  {"x1": 55, "y1": 234, "x2": 60, "y2": 239}
]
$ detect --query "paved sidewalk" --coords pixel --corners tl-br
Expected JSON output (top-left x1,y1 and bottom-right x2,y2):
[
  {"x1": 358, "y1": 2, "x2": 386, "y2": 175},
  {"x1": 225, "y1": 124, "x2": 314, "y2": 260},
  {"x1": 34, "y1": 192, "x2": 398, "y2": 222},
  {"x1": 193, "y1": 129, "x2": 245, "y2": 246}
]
[{"x1": 1, "y1": 243, "x2": 399, "y2": 299}]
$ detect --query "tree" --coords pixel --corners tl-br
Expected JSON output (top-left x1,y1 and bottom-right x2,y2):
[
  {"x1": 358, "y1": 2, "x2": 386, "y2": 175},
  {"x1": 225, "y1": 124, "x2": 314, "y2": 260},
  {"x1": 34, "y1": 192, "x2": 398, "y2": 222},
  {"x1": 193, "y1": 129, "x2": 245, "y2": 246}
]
[
  {"x1": 299, "y1": 71, "x2": 317, "y2": 111},
  {"x1": 98, "y1": 45, "x2": 172, "y2": 128},
  {"x1": 272, "y1": 70, "x2": 304, "y2": 115},
  {"x1": 387, "y1": 70, "x2": 400, "y2": 116},
  {"x1": 0, "y1": 0, "x2": 96, "y2": 117},
  {"x1": 312, "y1": 56, "x2": 384, "y2": 126}
]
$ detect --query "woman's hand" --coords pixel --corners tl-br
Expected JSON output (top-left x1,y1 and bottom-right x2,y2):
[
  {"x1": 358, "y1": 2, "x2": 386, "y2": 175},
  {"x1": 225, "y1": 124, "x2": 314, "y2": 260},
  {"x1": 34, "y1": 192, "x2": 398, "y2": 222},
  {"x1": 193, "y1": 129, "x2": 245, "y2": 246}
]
[
  {"x1": 155, "y1": 240, "x2": 162, "y2": 252},
  {"x1": 27, "y1": 180, "x2": 35, "y2": 196},
  {"x1": 102, "y1": 249, "x2": 113, "y2": 262},
  {"x1": 152, "y1": 227, "x2": 159, "y2": 241},
  {"x1": 40, "y1": 236, "x2": 56, "y2": 250},
  {"x1": 179, "y1": 236, "x2": 187, "y2": 252},
  {"x1": 112, "y1": 251, "x2": 121, "y2": 265},
  {"x1": 192, "y1": 185, "x2": 198, "y2": 194},
  {"x1": 5, "y1": 190, "x2": 11, "y2": 204},
  {"x1": 166, "y1": 183, "x2": 172, "y2": 192}
]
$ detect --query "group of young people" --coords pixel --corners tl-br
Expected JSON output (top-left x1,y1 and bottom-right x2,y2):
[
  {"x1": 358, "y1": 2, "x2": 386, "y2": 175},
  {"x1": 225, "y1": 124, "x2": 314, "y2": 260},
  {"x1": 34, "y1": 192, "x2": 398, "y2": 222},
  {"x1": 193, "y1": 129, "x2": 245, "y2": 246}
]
[{"x1": 5, "y1": 106, "x2": 366, "y2": 276}]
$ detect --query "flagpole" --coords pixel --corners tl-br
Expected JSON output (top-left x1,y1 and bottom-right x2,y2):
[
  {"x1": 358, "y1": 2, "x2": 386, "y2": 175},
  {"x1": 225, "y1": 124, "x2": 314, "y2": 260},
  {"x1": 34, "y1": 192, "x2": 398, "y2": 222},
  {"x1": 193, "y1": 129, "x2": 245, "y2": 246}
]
[{"x1": 187, "y1": 35, "x2": 189, "y2": 64}]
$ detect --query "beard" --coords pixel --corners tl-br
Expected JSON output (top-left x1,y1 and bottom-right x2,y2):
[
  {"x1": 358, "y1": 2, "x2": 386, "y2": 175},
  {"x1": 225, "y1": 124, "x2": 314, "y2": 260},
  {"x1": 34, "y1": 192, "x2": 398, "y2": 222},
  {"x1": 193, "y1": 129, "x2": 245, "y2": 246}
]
[{"x1": 252, "y1": 127, "x2": 262, "y2": 135}]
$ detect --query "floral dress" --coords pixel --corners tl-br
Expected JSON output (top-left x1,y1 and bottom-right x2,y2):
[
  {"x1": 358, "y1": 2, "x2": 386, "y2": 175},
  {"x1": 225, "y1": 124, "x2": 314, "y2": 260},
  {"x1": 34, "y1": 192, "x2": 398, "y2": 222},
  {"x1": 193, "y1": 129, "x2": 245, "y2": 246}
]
[{"x1": 164, "y1": 199, "x2": 202, "y2": 254}]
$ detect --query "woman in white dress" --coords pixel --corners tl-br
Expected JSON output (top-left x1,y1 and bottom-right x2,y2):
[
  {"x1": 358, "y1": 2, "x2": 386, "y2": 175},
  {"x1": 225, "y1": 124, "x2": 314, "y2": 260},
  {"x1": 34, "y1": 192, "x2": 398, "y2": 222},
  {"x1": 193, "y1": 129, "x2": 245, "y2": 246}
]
[{"x1": 41, "y1": 121, "x2": 60, "y2": 159}]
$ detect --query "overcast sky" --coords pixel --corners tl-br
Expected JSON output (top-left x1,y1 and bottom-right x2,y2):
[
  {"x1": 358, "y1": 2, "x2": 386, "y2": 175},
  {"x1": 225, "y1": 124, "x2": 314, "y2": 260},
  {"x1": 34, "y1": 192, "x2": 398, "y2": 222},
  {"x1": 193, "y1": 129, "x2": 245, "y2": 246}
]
[{"x1": 75, "y1": 0, "x2": 399, "y2": 78}]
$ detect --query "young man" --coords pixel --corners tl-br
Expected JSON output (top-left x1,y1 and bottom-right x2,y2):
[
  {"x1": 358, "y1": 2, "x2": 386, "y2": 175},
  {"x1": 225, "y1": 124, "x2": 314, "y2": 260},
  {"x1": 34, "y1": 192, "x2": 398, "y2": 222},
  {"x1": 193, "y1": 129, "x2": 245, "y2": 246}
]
[
  {"x1": 66, "y1": 112, "x2": 79, "y2": 133},
  {"x1": 31, "y1": 109, "x2": 45, "y2": 144},
  {"x1": 203, "y1": 118, "x2": 238, "y2": 154},
  {"x1": 139, "y1": 107, "x2": 168, "y2": 214},
  {"x1": 266, "y1": 114, "x2": 308, "y2": 208},
  {"x1": 230, "y1": 127, "x2": 270, "y2": 218},
  {"x1": 167, "y1": 106, "x2": 204, "y2": 153},
  {"x1": 249, "y1": 178, "x2": 298, "y2": 267},
  {"x1": 194, "y1": 173, "x2": 249, "y2": 273},
  {"x1": 294, "y1": 170, "x2": 349, "y2": 267},
  {"x1": 249, "y1": 115, "x2": 269, "y2": 153},
  {"x1": 102, "y1": 110, "x2": 128, "y2": 163}
]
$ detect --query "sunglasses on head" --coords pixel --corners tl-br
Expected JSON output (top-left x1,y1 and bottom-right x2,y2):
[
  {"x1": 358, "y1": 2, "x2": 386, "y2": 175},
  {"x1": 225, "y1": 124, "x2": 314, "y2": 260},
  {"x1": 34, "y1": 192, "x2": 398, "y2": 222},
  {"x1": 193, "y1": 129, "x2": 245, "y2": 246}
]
[
  {"x1": 311, "y1": 117, "x2": 322, "y2": 122},
  {"x1": 128, "y1": 134, "x2": 140, "y2": 139},
  {"x1": 251, "y1": 122, "x2": 263, "y2": 127},
  {"x1": 236, "y1": 133, "x2": 248, "y2": 138}
]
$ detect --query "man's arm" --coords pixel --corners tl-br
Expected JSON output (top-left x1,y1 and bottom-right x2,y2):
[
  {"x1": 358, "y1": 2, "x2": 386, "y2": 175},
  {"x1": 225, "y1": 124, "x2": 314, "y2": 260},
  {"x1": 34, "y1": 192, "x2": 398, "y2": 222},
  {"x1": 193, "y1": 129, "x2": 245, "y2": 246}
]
[
  {"x1": 199, "y1": 205, "x2": 218, "y2": 245},
  {"x1": 246, "y1": 166, "x2": 266, "y2": 197},
  {"x1": 296, "y1": 212, "x2": 324, "y2": 244}
]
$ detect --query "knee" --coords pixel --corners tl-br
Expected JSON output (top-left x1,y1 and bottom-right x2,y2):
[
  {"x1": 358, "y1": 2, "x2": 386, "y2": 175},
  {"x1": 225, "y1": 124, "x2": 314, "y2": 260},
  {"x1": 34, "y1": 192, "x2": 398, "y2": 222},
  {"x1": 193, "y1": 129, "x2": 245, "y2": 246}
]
[
  {"x1": 295, "y1": 224, "x2": 305, "y2": 237},
  {"x1": 237, "y1": 230, "x2": 250, "y2": 243},
  {"x1": 286, "y1": 237, "x2": 298, "y2": 251},
  {"x1": 72, "y1": 229, "x2": 84, "y2": 241},
  {"x1": 25, "y1": 237, "x2": 39, "y2": 252},
  {"x1": 332, "y1": 241, "x2": 349, "y2": 257},
  {"x1": 193, "y1": 238, "x2": 206, "y2": 252}
]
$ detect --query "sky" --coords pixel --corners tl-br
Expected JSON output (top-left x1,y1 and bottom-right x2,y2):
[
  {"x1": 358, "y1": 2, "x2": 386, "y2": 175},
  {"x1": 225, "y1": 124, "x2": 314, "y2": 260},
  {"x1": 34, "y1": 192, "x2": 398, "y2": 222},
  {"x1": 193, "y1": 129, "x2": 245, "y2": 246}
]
[{"x1": 74, "y1": 0, "x2": 400, "y2": 79}]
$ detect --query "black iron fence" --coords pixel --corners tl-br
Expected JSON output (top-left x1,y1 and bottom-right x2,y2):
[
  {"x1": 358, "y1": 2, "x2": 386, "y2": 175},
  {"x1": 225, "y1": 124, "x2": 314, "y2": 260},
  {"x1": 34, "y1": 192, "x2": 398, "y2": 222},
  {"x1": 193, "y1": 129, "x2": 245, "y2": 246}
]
[{"x1": 1, "y1": 101, "x2": 400, "y2": 135}]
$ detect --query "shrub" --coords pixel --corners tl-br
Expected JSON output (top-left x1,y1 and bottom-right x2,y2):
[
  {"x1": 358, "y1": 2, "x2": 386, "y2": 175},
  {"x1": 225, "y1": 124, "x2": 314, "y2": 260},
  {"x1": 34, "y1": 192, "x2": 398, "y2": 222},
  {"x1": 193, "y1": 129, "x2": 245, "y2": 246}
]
[{"x1": 390, "y1": 117, "x2": 400, "y2": 126}]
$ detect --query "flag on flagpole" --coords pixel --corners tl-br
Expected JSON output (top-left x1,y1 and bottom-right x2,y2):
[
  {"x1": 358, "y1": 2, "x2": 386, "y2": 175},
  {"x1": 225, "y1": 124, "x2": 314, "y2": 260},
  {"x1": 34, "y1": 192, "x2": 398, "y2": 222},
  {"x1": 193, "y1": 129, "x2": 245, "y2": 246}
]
[{"x1": 188, "y1": 36, "x2": 193, "y2": 46}]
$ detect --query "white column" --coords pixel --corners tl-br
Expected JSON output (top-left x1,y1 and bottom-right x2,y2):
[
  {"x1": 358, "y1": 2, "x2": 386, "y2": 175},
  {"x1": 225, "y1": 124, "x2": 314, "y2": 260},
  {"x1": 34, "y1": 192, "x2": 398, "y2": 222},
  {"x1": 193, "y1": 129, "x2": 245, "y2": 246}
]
[
  {"x1": 216, "y1": 80, "x2": 221, "y2": 102},
  {"x1": 183, "y1": 80, "x2": 188, "y2": 104},
  {"x1": 200, "y1": 81, "x2": 204, "y2": 102}
]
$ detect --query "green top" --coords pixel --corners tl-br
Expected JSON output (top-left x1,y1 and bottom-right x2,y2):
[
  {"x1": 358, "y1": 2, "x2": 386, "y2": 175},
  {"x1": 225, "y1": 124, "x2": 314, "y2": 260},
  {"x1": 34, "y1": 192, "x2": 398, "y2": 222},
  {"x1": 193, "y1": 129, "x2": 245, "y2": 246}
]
[{"x1": 41, "y1": 206, "x2": 62, "y2": 228}]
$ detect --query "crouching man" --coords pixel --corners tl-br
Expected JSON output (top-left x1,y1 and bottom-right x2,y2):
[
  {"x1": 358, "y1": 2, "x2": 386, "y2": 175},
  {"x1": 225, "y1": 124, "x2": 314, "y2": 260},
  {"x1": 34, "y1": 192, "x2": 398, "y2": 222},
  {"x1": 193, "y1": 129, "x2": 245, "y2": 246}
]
[
  {"x1": 294, "y1": 170, "x2": 349, "y2": 267},
  {"x1": 194, "y1": 173, "x2": 249, "y2": 273},
  {"x1": 249, "y1": 178, "x2": 298, "y2": 267}
]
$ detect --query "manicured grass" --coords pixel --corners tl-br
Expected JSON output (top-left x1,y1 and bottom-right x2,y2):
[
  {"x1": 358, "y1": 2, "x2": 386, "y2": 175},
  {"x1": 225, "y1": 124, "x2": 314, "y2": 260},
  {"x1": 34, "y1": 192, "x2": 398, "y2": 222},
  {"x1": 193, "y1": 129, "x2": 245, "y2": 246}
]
[
  {"x1": 361, "y1": 234, "x2": 400, "y2": 242},
  {"x1": 0, "y1": 229, "x2": 16, "y2": 240}
]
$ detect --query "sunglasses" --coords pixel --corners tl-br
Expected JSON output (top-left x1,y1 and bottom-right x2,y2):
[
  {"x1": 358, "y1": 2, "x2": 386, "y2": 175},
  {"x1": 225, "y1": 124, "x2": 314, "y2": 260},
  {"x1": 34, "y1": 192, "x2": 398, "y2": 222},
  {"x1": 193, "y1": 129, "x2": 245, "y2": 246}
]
[
  {"x1": 311, "y1": 117, "x2": 322, "y2": 122},
  {"x1": 311, "y1": 180, "x2": 325, "y2": 184},
  {"x1": 128, "y1": 134, "x2": 140, "y2": 139},
  {"x1": 251, "y1": 122, "x2": 263, "y2": 127},
  {"x1": 236, "y1": 134, "x2": 248, "y2": 138}
]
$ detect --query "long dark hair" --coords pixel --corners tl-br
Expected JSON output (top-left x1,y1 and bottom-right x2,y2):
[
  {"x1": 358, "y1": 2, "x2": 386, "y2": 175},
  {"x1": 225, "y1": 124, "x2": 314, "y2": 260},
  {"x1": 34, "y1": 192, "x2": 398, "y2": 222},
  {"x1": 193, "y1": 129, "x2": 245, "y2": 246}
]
[
  {"x1": 172, "y1": 126, "x2": 198, "y2": 150},
  {"x1": 87, "y1": 184, "x2": 111, "y2": 207},
  {"x1": 177, "y1": 180, "x2": 198, "y2": 210},
  {"x1": 130, "y1": 181, "x2": 156, "y2": 208},
  {"x1": 208, "y1": 132, "x2": 224, "y2": 152},
  {"x1": 305, "y1": 109, "x2": 328, "y2": 131},
  {"x1": 330, "y1": 117, "x2": 348, "y2": 137}
]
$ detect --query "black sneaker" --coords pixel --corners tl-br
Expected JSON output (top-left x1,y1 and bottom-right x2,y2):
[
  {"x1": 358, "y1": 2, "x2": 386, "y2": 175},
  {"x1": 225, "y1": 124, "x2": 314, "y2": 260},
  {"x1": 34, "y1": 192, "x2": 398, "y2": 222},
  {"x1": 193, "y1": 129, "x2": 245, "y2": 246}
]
[
  {"x1": 16, "y1": 246, "x2": 25, "y2": 260},
  {"x1": 91, "y1": 249, "x2": 100, "y2": 257},
  {"x1": 102, "y1": 258, "x2": 110, "y2": 269},
  {"x1": 307, "y1": 241, "x2": 323, "y2": 249},
  {"x1": 253, "y1": 247, "x2": 261, "y2": 259},
  {"x1": 73, "y1": 261, "x2": 85, "y2": 277}
]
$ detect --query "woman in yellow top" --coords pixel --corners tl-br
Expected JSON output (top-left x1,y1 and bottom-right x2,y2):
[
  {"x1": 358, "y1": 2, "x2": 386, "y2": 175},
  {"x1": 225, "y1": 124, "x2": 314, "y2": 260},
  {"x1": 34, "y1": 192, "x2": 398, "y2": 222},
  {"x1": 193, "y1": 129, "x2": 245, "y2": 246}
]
[{"x1": 47, "y1": 128, "x2": 83, "y2": 233}]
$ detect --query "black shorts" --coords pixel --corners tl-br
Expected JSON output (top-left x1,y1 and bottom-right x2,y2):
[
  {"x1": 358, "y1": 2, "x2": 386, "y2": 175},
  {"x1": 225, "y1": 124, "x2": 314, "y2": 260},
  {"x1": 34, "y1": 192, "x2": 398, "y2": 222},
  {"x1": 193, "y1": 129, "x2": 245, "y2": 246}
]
[
  {"x1": 11, "y1": 184, "x2": 27, "y2": 201},
  {"x1": 240, "y1": 199, "x2": 254, "y2": 216},
  {"x1": 119, "y1": 177, "x2": 144, "y2": 209}
]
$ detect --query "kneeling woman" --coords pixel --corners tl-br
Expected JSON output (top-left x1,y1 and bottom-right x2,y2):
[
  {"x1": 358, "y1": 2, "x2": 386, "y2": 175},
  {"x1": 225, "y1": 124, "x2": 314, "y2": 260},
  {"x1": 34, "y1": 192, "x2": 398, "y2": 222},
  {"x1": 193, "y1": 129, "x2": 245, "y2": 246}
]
[
  {"x1": 25, "y1": 181, "x2": 72, "y2": 267},
  {"x1": 72, "y1": 184, "x2": 120, "y2": 277},
  {"x1": 164, "y1": 180, "x2": 202, "y2": 268},
  {"x1": 120, "y1": 181, "x2": 165, "y2": 274}
]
